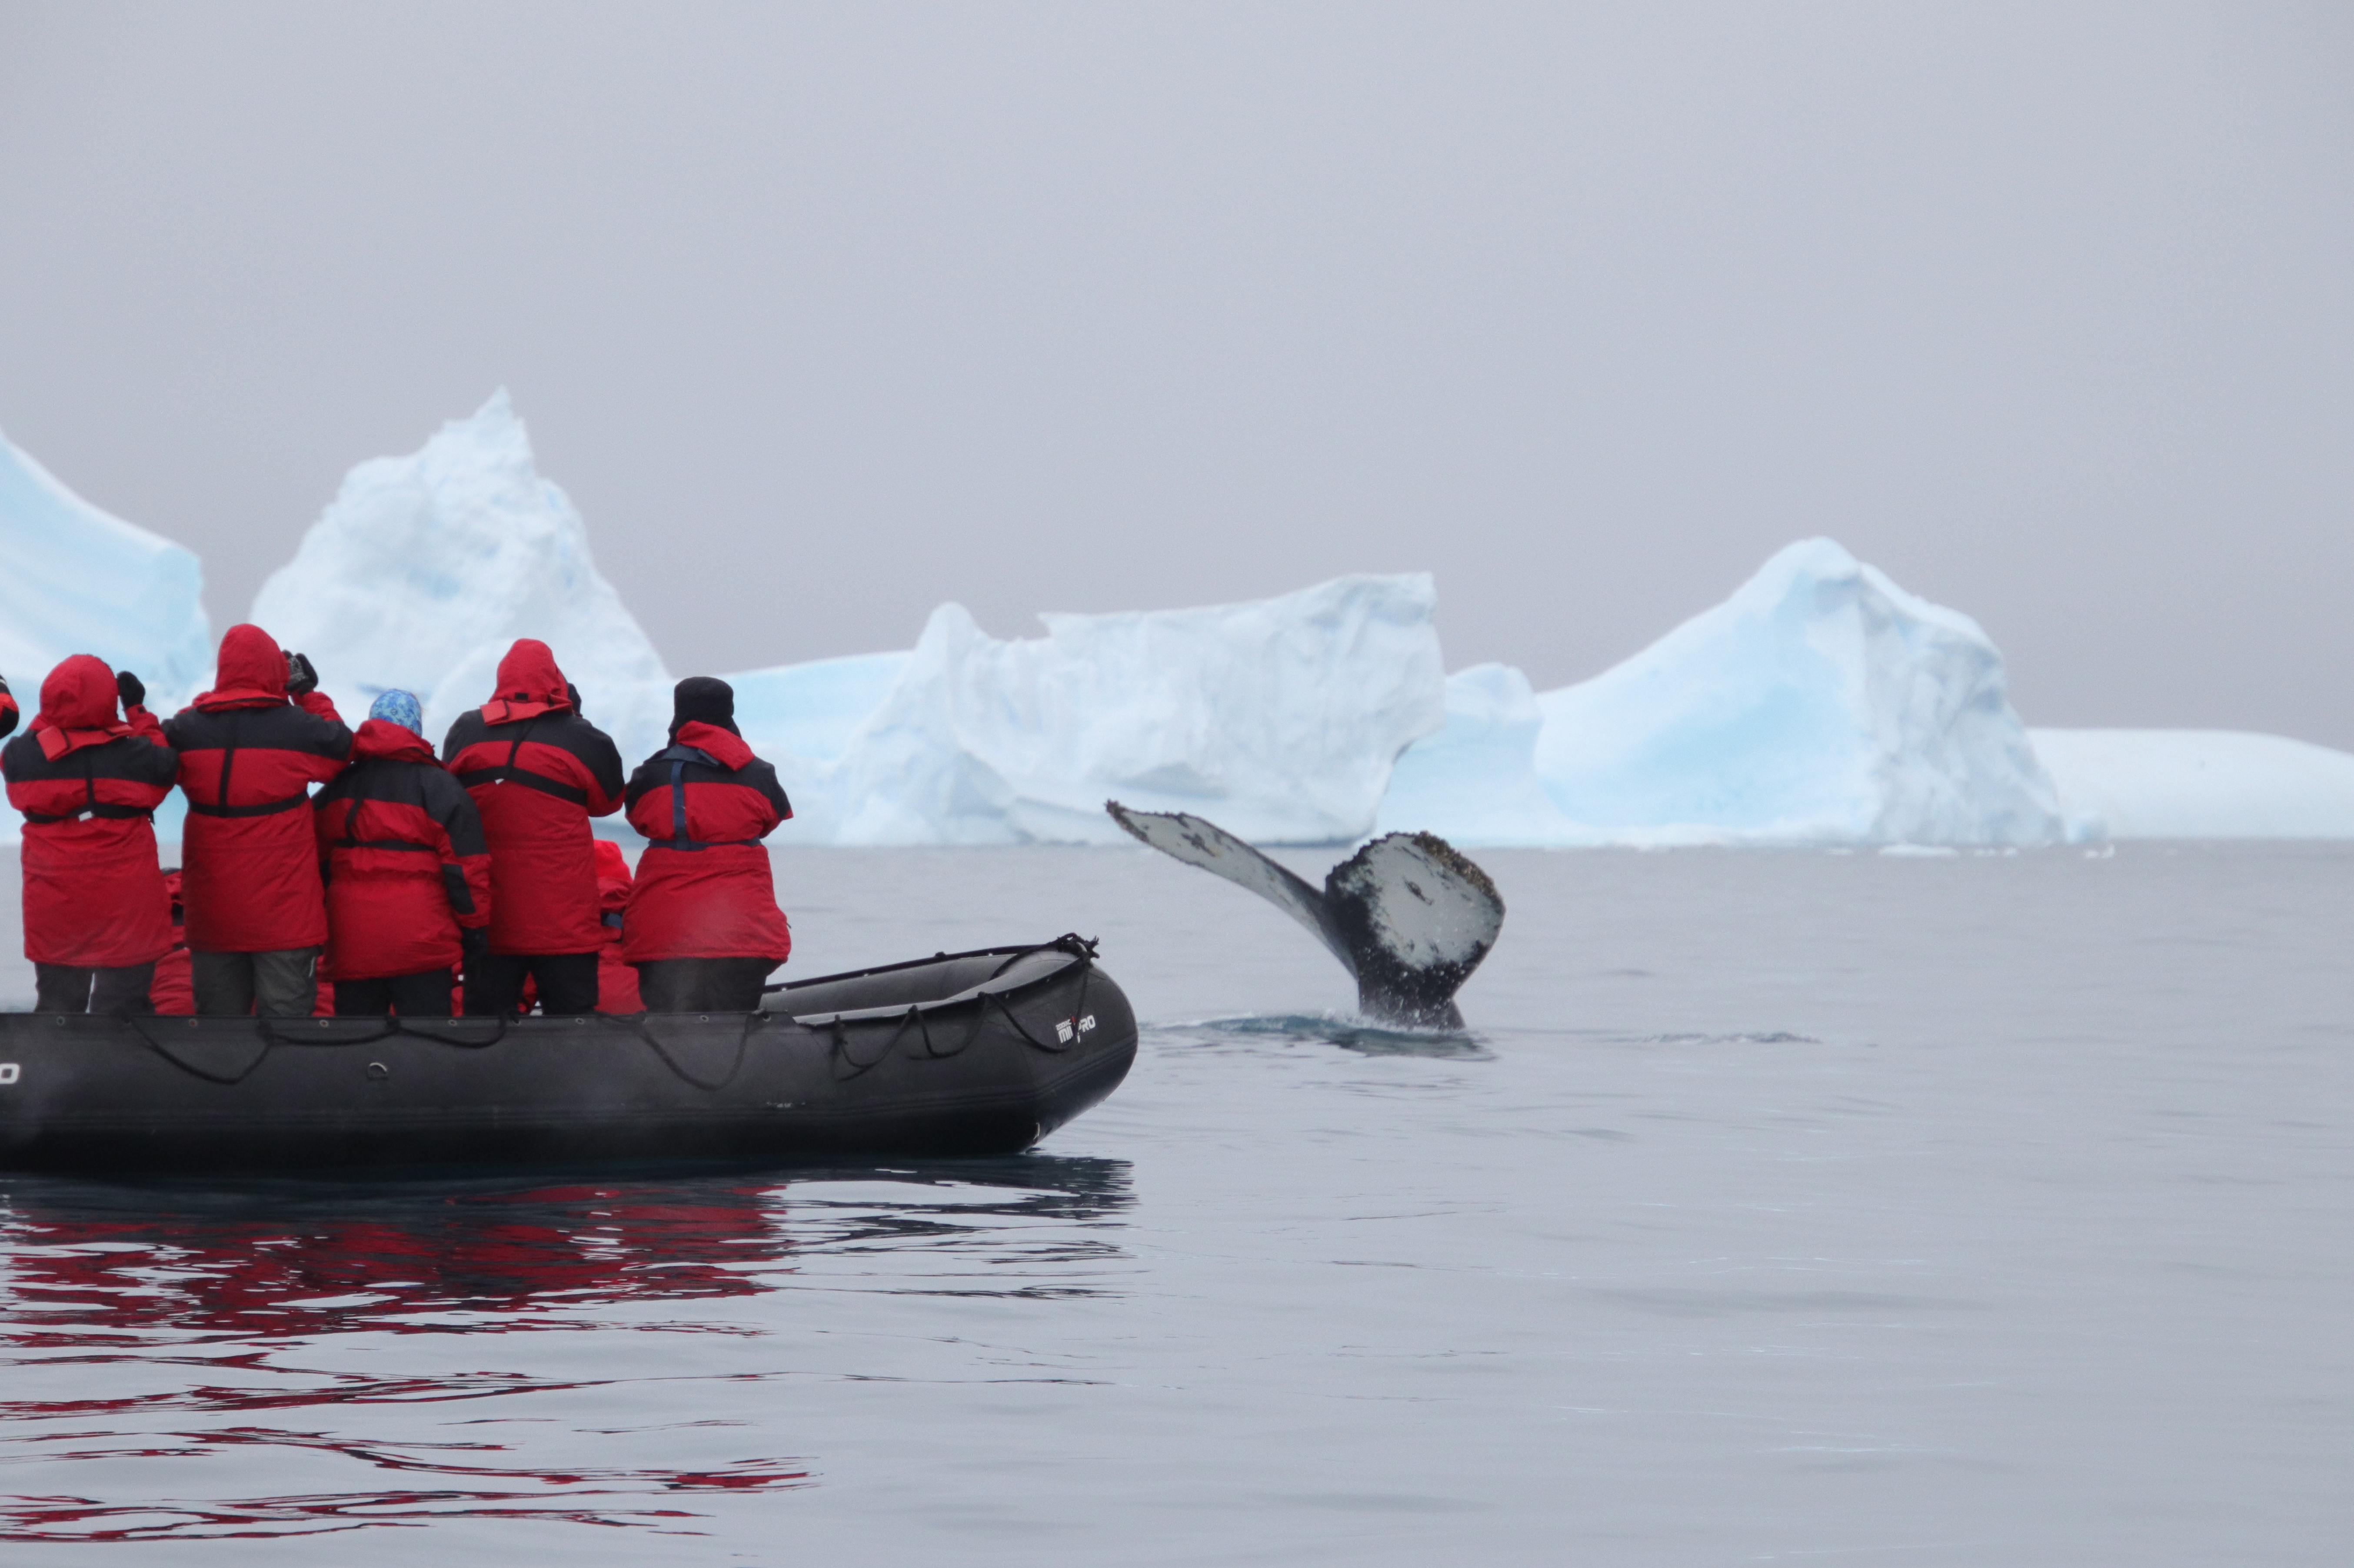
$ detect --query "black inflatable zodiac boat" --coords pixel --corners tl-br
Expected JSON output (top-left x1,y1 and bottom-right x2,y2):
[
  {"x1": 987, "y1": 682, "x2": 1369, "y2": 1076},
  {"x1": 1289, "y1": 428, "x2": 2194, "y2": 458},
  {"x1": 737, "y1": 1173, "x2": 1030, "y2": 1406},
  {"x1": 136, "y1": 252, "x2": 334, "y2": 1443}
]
[{"x1": 0, "y1": 936, "x2": 1134, "y2": 1173}]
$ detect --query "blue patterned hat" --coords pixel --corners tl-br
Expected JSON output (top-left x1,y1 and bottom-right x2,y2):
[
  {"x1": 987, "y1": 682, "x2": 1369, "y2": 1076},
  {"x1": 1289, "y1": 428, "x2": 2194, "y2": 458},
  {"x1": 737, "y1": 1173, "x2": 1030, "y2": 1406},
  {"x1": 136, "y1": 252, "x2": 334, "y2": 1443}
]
[{"x1": 369, "y1": 689, "x2": 424, "y2": 735}]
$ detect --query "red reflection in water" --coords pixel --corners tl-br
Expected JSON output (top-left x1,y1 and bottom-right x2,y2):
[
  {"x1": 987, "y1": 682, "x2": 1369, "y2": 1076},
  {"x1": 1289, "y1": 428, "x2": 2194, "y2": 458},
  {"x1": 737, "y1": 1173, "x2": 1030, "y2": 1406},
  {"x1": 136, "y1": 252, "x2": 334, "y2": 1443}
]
[
  {"x1": 2, "y1": 1181, "x2": 790, "y2": 1344},
  {"x1": 0, "y1": 1180, "x2": 813, "y2": 1541},
  {"x1": 3, "y1": 1460, "x2": 810, "y2": 1542},
  {"x1": 0, "y1": 1163, "x2": 1129, "y2": 1542}
]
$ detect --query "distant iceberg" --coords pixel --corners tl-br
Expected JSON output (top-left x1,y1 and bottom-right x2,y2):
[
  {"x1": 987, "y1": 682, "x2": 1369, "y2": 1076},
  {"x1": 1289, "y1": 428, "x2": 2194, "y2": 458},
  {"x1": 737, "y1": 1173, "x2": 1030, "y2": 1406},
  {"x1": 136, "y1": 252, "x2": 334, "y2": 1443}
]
[
  {"x1": 2031, "y1": 729, "x2": 2354, "y2": 839},
  {"x1": 0, "y1": 426, "x2": 212, "y2": 714},
  {"x1": 1382, "y1": 539, "x2": 2065, "y2": 846},
  {"x1": 733, "y1": 578, "x2": 1446, "y2": 845},
  {"x1": 1536, "y1": 538, "x2": 2065, "y2": 845},
  {"x1": 249, "y1": 392, "x2": 673, "y2": 765}
]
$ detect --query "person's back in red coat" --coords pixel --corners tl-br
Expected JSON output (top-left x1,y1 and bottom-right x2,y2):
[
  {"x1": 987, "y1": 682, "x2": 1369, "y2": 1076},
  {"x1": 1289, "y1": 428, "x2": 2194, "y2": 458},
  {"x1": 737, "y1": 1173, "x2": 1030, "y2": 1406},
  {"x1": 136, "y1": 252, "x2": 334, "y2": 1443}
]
[
  {"x1": 163, "y1": 625, "x2": 352, "y2": 1016},
  {"x1": 622, "y1": 678, "x2": 792, "y2": 1013},
  {"x1": 1, "y1": 657, "x2": 178, "y2": 1014},
  {"x1": 592, "y1": 837, "x2": 643, "y2": 1013},
  {"x1": 440, "y1": 640, "x2": 623, "y2": 1016},
  {"x1": 314, "y1": 691, "x2": 493, "y2": 1017}
]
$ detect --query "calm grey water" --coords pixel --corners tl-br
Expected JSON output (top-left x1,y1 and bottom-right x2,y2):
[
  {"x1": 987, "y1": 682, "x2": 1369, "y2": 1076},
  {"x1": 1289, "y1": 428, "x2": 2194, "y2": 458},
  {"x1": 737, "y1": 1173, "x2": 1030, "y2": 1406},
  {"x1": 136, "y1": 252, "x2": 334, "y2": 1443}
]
[{"x1": 0, "y1": 842, "x2": 2349, "y2": 1565}]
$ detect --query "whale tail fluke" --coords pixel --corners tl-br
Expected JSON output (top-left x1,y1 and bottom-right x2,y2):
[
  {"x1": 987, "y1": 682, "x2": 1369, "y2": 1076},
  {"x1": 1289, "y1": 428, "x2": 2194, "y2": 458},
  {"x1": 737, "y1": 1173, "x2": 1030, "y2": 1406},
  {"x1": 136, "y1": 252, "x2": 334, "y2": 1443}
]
[{"x1": 1105, "y1": 802, "x2": 1504, "y2": 1029}]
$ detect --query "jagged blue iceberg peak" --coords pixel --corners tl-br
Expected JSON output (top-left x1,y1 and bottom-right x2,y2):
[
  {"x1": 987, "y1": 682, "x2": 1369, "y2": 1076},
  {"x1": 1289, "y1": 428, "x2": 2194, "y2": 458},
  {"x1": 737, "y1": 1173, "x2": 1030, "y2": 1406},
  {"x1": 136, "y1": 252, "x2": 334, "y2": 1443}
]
[{"x1": 1383, "y1": 538, "x2": 2064, "y2": 847}]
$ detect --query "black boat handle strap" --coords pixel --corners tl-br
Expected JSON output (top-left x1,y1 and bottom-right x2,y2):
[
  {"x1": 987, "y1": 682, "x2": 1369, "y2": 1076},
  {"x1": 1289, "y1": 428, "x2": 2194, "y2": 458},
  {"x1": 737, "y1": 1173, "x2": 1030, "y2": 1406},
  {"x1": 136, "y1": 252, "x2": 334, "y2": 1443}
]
[
  {"x1": 134, "y1": 1013, "x2": 510, "y2": 1084},
  {"x1": 254, "y1": 1015, "x2": 509, "y2": 1049},
  {"x1": 394, "y1": 1016, "x2": 509, "y2": 1048},
  {"x1": 621, "y1": 1011, "x2": 756, "y2": 1091},
  {"x1": 891, "y1": 1001, "x2": 980, "y2": 1061},
  {"x1": 986, "y1": 986, "x2": 1075, "y2": 1053},
  {"x1": 829, "y1": 1016, "x2": 893, "y2": 1078},
  {"x1": 129, "y1": 1021, "x2": 273, "y2": 1086}
]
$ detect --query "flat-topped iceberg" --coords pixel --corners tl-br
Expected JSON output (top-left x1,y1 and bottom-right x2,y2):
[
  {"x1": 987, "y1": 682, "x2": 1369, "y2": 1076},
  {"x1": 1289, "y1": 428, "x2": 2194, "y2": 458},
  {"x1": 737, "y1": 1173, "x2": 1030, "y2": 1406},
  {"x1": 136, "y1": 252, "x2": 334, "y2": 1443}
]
[
  {"x1": 1383, "y1": 539, "x2": 2066, "y2": 846},
  {"x1": 0, "y1": 427, "x2": 212, "y2": 714},
  {"x1": 249, "y1": 392, "x2": 673, "y2": 764},
  {"x1": 729, "y1": 651, "x2": 910, "y2": 768},
  {"x1": 2031, "y1": 729, "x2": 2354, "y2": 839},
  {"x1": 740, "y1": 577, "x2": 1446, "y2": 845}
]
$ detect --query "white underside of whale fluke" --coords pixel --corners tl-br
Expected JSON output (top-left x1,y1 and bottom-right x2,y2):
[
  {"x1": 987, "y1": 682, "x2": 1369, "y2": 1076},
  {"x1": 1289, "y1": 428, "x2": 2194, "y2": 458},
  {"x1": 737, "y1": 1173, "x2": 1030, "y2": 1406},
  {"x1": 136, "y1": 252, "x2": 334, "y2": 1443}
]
[{"x1": 1106, "y1": 802, "x2": 1504, "y2": 1027}]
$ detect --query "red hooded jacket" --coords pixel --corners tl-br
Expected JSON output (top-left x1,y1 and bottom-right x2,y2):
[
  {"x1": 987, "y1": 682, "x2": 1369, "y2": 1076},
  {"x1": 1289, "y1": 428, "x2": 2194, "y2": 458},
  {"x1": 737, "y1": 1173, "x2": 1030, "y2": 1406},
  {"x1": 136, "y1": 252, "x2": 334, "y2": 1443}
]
[
  {"x1": 621, "y1": 720, "x2": 793, "y2": 965},
  {"x1": 440, "y1": 641, "x2": 624, "y2": 955},
  {"x1": 1, "y1": 655, "x2": 179, "y2": 967},
  {"x1": 151, "y1": 871, "x2": 193, "y2": 1014},
  {"x1": 163, "y1": 625, "x2": 354, "y2": 952},
  {"x1": 592, "y1": 837, "x2": 644, "y2": 1012},
  {"x1": 314, "y1": 718, "x2": 494, "y2": 980}
]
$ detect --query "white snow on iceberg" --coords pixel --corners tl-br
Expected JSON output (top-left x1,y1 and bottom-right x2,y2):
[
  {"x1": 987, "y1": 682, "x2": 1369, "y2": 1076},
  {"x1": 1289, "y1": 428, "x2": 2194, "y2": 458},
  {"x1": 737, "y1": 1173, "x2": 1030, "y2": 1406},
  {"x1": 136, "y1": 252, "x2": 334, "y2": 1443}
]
[
  {"x1": 749, "y1": 577, "x2": 1446, "y2": 846},
  {"x1": 249, "y1": 392, "x2": 673, "y2": 765},
  {"x1": 2031, "y1": 729, "x2": 2354, "y2": 840},
  {"x1": 0, "y1": 426, "x2": 212, "y2": 713},
  {"x1": 1382, "y1": 538, "x2": 2064, "y2": 846}
]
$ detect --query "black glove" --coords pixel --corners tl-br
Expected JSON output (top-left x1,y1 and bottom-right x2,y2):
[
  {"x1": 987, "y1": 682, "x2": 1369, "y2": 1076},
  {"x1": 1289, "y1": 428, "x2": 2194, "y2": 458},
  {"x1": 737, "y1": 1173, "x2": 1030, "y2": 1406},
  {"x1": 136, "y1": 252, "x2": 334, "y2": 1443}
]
[
  {"x1": 285, "y1": 651, "x2": 319, "y2": 696},
  {"x1": 566, "y1": 682, "x2": 584, "y2": 716},
  {"x1": 116, "y1": 669, "x2": 145, "y2": 709}
]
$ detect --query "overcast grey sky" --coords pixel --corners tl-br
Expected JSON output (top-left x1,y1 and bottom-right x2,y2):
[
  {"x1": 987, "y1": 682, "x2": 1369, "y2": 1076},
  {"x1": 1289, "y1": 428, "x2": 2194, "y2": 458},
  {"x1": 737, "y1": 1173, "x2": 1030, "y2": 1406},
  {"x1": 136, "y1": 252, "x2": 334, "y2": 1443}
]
[{"x1": 1, "y1": 2, "x2": 2348, "y2": 739}]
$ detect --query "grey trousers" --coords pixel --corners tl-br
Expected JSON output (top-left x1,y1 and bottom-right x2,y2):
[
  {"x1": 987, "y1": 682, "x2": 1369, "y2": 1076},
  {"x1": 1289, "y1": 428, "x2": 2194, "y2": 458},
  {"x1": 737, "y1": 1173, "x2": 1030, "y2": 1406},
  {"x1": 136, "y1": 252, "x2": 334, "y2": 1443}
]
[
  {"x1": 33, "y1": 962, "x2": 156, "y2": 1015},
  {"x1": 192, "y1": 947, "x2": 320, "y2": 1017}
]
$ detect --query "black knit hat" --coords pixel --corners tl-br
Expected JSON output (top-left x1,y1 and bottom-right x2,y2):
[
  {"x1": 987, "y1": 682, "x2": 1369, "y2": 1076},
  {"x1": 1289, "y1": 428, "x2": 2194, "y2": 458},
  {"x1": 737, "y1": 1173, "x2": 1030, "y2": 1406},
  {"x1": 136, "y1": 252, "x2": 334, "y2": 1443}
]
[{"x1": 669, "y1": 676, "x2": 739, "y2": 738}]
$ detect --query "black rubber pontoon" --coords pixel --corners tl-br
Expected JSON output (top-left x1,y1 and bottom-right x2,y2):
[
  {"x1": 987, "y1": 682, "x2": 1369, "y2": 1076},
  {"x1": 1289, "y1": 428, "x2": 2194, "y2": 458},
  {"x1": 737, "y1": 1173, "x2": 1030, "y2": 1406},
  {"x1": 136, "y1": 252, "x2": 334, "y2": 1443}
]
[{"x1": 0, "y1": 936, "x2": 1134, "y2": 1173}]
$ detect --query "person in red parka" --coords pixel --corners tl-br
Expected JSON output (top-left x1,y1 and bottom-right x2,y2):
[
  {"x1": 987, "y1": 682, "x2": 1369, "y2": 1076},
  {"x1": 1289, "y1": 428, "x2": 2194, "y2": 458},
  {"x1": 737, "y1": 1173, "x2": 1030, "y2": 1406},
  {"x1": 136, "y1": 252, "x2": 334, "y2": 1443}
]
[
  {"x1": 440, "y1": 639, "x2": 624, "y2": 1016},
  {"x1": 0, "y1": 673, "x2": 19, "y2": 739},
  {"x1": 313, "y1": 689, "x2": 493, "y2": 1017},
  {"x1": 151, "y1": 870, "x2": 193, "y2": 1016},
  {"x1": 163, "y1": 624, "x2": 353, "y2": 1016},
  {"x1": 591, "y1": 837, "x2": 644, "y2": 1013},
  {"x1": 1, "y1": 657, "x2": 179, "y2": 1013},
  {"x1": 621, "y1": 678, "x2": 792, "y2": 1012}
]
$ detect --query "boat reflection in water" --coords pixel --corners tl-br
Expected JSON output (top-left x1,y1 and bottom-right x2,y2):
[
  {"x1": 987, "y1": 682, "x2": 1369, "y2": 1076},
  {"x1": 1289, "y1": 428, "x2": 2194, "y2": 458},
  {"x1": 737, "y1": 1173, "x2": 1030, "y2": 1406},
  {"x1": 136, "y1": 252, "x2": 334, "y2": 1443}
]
[{"x1": 0, "y1": 1156, "x2": 1134, "y2": 1543}]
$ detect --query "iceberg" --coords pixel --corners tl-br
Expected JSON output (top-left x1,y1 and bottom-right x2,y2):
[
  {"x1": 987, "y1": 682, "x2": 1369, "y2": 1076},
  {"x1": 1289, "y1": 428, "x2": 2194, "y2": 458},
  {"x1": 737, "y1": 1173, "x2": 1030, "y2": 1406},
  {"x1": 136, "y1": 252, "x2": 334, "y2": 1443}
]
[
  {"x1": 735, "y1": 545, "x2": 2069, "y2": 850},
  {"x1": 729, "y1": 650, "x2": 910, "y2": 766},
  {"x1": 1531, "y1": 539, "x2": 2063, "y2": 844},
  {"x1": 749, "y1": 577, "x2": 1446, "y2": 845},
  {"x1": 1382, "y1": 538, "x2": 2065, "y2": 846},
  {"x1": 1374, "y1": 664, "x2": 1585, "y2": 845},
  {"x1": 0, "y1": 426, "x2": 212, "y2": 714},
  {"x1": 248, "y1": 392, "x2": 673, "y2": 767},
  {"x1": 29, "y1": 378, "x2": 2330, "y2": 855},
  {"x1": 2031, "y1": 729, "x2": 2354, "y2": 839}
]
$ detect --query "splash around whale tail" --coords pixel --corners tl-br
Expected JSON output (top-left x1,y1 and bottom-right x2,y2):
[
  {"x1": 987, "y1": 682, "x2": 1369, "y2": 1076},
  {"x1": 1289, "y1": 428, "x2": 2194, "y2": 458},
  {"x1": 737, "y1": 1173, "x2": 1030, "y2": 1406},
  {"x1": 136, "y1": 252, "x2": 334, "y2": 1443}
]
[{"x1": 1105, "y1": 802, "x2": 1504, "y2": 1029}]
